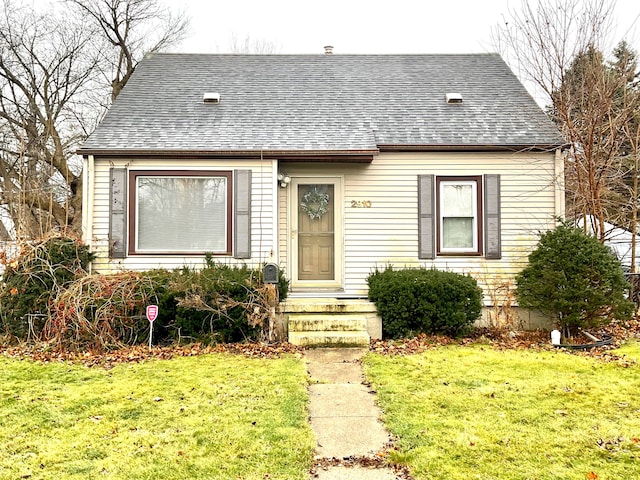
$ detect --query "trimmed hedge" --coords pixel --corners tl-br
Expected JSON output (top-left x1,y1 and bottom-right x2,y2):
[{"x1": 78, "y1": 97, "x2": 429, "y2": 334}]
[{"x1": 367, "y1": 266, "x2": 482, "y2": 339}]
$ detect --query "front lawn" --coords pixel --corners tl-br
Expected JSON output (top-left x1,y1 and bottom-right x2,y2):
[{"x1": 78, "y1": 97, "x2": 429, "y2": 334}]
[
  {"x1": 0, "y1": 353, "x2": 314, "y2": 479},
  {"x1": 363, "y1": 341, "x2": 640, "y2": 480},
  {"x1": 4, "y1": 339, "x2": 639, "y2": 479}
]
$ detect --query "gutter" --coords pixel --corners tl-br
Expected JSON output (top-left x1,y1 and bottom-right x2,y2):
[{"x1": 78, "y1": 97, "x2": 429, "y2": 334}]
[
  {"x1": 77, "y1": 143, "x2": 571, "y2": 157},
  {"x1": 378, "y1": 143, "x2": 567, "y2": 153},
  {"x1": 75, "y1": 148, "x2": 379, "y2": 162}
]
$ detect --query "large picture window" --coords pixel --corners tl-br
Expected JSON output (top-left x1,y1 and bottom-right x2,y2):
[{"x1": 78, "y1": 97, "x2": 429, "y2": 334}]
[
  {"x1": 129, "y1": 171, "x2": 232, "y2": 254},
  {"x1": 437, "y1": 176, "x2": 482, "y2": 255}
]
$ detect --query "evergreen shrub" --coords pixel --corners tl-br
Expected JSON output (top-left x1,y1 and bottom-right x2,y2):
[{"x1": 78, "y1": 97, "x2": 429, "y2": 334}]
[
  {"x1": 47, "y1": 258, "x2": 290, "y2": 349},
  {"x1": 2, "y1": 241, "x2": 289, "y2": 348},
  {"x1": 0, "y1": 235, "x2": 94, "y2": 338},
  {"x1": 158, "y1": 257, "x2": 289, "y2": 343},
  {"x1": 515, "y1": 222, "x2": 634, "y2": 335},
  {"x1": 367, "y1": 266, "x2": 483, "y2": 338}
]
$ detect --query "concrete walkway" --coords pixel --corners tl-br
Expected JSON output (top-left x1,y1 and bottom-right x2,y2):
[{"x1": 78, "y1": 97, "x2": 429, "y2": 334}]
[{"x1": 305, "y1": 348, "x2": 403, "y2": 480}]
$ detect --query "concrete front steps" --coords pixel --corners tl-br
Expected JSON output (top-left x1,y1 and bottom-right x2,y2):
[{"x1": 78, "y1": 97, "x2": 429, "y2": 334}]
[
  {"x1": 288, "y1": 315, "x2": 370, "y2": 347},
  {"x1": 278, "y1": 298, "x2": 381, "y2": 347}
]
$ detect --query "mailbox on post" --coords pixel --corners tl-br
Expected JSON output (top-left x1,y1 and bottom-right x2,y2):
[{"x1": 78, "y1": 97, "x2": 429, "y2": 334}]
[{"x1": 262, "y1": 263, "x2": 279, "y2": 284}]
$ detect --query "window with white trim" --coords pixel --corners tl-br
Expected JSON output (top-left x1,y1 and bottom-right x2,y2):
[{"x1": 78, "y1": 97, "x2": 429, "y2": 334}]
[
  {"x1": 437, "y1": 176, "x2": 482, "y2": 255},
  {"x1": 129, "y1": 171, "x2": 232, "y2": 254}
]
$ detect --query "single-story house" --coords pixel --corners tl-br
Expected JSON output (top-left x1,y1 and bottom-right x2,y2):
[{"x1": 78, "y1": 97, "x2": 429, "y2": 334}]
[{"x1": 78, "y1": 52, "x2": 565, "y2": 344}]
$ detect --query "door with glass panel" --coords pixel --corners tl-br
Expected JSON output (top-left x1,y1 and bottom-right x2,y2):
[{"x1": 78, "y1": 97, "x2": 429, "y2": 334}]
[{"x1": 291, "y1": 178, "x2": 342, "y2": 288}]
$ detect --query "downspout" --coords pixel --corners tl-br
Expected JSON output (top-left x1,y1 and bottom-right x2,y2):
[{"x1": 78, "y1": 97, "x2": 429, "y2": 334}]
[
  {"x1": 554, "y1": 148, "x2": 565, "y2": 220},
  {"x1": 272, "y1": 158, "x2": 279, "y2": 264},
  {"x1": 82, "y1": 154, "x2": 95, "y2": 273}
]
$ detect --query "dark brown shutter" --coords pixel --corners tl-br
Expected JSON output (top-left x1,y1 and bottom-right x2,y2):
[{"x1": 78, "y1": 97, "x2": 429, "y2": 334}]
[
  {"x1": 484, "y1": 174, "x2": 502, "y2": 259},
  {"x1": 233, "y1": 170, "x2": 252, "y2": 259},
  {"x1": 109, "y1": 168, "x2": 127, "y2": 258},
  {"x1": 418, "y1": 174, "x2": 435, "y2": 259}
]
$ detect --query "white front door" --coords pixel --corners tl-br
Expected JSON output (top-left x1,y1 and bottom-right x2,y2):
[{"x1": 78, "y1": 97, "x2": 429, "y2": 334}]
[{"x1": 291, "y1": 177, "x2": 343, "y2": 289}]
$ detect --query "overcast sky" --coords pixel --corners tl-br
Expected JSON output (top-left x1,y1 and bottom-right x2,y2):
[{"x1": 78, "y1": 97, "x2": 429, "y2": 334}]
[{"x1": 176, "y1": 0, "x2": 640, "y2": 56}]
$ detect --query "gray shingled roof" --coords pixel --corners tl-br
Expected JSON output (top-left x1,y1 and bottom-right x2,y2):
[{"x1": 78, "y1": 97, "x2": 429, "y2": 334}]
[{"x1": 79, "y1": 53, "x2": 564, "y2": 156}]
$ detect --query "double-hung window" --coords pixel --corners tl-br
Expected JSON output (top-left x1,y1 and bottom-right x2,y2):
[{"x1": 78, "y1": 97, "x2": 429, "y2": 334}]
[
  {"x1": 130, "y1": 170, "x2": 232, "y2": 254},
  {"x1": 437, "y1": 176, "x2": 482, "y2": 255},
  {"x1": 418, "y1": 174, "x2": 501, "y2": 259}
]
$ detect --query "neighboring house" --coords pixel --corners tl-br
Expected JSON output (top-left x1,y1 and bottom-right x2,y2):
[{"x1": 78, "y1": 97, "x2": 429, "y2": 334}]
[
  {"x1": 578, "y1": 215, "x2": 640, "y2": 272},
  {"x1": 78, "y1": 53, "x2": 564, "y2": 344}
]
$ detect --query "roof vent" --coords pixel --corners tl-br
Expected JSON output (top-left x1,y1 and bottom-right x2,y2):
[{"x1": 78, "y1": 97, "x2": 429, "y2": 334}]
[
  {"x1": 445, "y1": 93, "x2": 463, "y2": 104},
  {"x1": 203, "y1": 92, "x2": 221, "y2": 104},
  {"x1": 324, "y1": 45, "x2": 334, "y2": 55}
]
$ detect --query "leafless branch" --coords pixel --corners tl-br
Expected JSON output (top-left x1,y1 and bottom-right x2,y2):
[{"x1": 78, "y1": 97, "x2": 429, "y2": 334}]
[{"x1": 67, "y1": 0, "x2": 190, "y2": 100}]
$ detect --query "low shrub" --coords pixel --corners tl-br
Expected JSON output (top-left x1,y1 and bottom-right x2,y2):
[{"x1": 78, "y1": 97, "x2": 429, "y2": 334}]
[
  {"x1": 516, "y1": 222, "x2": 634, "y2": 336},
  {"x1": 367, "y1": 266, "x2": 483, "y2": 339},
  {"x1": 45, "y1": 259, "x2": 289, "y2": 350},
  {"x1": 155, "y1": 258, "x2": 288, "y2": 344},
  {"x1": 1, "y1": 238, "x2": 289, "y2": 349},
  {"x1": 0, "y1": 234, "x2": 94, "y2": 338},
  {"x1": 47, "y1": 271, "x2": 160, "y2": 350},
  {"x1": 162, "y1": 264, "x2": 265, "y2": 343}
]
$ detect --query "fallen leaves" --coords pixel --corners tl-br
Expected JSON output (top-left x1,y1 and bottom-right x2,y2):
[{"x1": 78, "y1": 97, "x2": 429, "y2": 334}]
[
  {"x1": 310, "y1": 455, "x2": 413, "y2": 479},
  {"x1": 2, "y1": 318, "x2": 638, "y2": 367},
  {"x1": 0, "y1": 342, "x2": 303, "y2": 368},
  {"x1": 595, "y1": 436, "x2": 639, "y2": 453},
  {"x1": 370, "y1": 323, "x2": 640, "y2": 365},
  {"x1": 370, "y1": 330, "x2": 551, "y2": 356}
]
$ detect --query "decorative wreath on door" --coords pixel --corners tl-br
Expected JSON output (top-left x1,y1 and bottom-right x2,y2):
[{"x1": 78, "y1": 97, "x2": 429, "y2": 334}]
[{"x1": 300, "y1": 187, "x2": 329, "y2": 220}]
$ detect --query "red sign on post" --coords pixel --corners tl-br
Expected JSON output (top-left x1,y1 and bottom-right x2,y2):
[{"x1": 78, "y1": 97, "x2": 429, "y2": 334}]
[{"x1": 146, "y1": 305, "x2": 158, "y2": 322}]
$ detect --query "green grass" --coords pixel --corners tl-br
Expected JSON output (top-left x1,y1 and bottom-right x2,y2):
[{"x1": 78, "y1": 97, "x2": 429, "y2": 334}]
[
  {"x1": 363, "y1": 341, "x2": 640, "y2": 480},
  {"x1": 614, "y1": 339, "x2": 640, "y2": 362},
  {"x1": 0, "y1": 353, "x2": 314, "y2": 479}
]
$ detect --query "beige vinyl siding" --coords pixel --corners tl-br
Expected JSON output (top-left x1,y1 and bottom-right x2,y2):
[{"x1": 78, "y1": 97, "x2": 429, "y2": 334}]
[
  {"x1": 279, "y1": 150, "x2": 561, "y2": 299},
  {"x1": 277, "y1": 184, "x2": 289, "y2": 274},
  {"x1": 89, "y1": 157, "x2": 275, "y2": 274}
]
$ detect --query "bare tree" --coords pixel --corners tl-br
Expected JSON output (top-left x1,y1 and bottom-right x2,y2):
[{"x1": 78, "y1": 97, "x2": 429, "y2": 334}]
[
  {"x1": 0, "y1": 213, "x2": 9, "y2": 240},
  {"x1": 626, "y1": 120, "x2": 640, "y2": 276},
  {"x1": 614, "y1": 43, "x2": 640, "y2": 273},
  {"x1": 492, "y1": 0, "x2": 639, "y2": 241},
  {"x1": 0, "y1": 1, "x2": 99, "y2": 239},
  {"x1": 492, "y1": 0, "x2": 615, "y2": 104},
  {"x1": 228, "y1": 34, "x2": 281, "y2": 54},
  {"x1": 67, "y1": 0, "x2": 190, "y2": 100},
  {"x1": 0, "y1": 0, "x2": 190, "y2": 240},
  {"x1": 555, "y1": 44, "x2": 640, "y2": 238}
]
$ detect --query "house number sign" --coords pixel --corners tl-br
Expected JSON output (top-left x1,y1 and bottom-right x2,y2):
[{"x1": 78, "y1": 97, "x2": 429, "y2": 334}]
[{"x1": 350, "y1": 200, "x2": 372, "y2": 208}]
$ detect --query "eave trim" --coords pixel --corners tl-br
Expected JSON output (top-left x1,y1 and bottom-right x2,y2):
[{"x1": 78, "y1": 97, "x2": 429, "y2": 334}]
[
  {"x1": 77, "y1": 148, "x2": 379, "y2": 160},
  {"x1": 378, "y1": 143, "x2": 566, "y2": 153}
]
